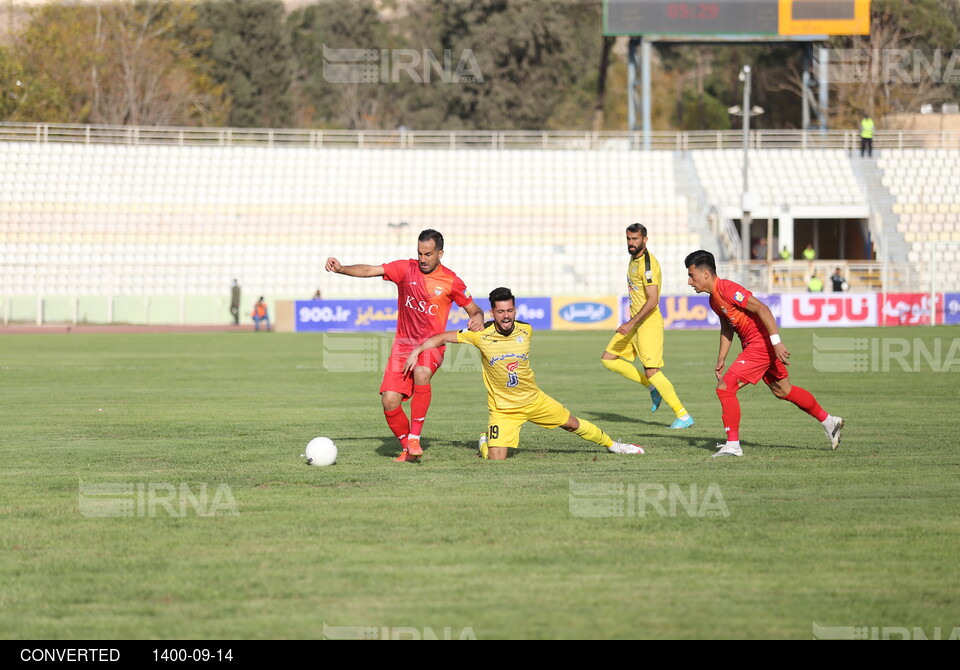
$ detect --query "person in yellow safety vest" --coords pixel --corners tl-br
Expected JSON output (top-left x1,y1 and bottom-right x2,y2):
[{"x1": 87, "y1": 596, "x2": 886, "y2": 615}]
[
  {"x1": 779, "y1": 246, "x2": 791, "y2": 261},
  {"x1": 860, "y1": 114, "x2": 874, "y2": 158},
  {"x1": 807, "y1": 275, "x2": 824, "y2": 292},
  {"x1": 251, "y1": 297, "x2": 271, "y2": 331},
  {"x1": 803, "y1": 243, "x2": 816, "y2": 261}
]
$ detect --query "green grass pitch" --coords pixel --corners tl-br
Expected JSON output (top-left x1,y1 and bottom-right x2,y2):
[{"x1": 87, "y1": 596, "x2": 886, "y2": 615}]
[{"x1": 2, "y1": 326, "x2": 959, "y2": 639}]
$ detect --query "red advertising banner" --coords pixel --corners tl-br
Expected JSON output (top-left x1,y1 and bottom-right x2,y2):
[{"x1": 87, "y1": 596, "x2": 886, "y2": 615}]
[
  {"x1": 878, "y1": 293, "x2": 943, "y2": 326},
  {"x1": 781, "y1": 294, "x2": 878, "y2": 328}
]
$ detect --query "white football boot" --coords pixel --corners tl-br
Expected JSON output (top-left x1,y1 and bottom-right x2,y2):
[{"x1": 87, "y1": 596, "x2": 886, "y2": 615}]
[
  {"x1": 608, "y1": 441, "x2": 645, "y2": 454},
  {"x1": 712, "y1": 443, "x2": 743, "y2": 457},
  {"x1": 822, "y1": 415, "x2": 845, "y2": 450}
]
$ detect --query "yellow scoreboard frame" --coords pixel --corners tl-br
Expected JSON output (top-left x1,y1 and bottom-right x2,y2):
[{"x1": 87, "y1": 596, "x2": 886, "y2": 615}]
[{"x1": 779, "y1": 0, "x2": 871, "y2": 36}]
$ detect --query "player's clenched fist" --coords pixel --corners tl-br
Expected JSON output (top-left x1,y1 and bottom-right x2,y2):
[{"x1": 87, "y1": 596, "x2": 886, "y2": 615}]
[{"x1": 325, "y1": 257, "x2": 342, "y2": 273}]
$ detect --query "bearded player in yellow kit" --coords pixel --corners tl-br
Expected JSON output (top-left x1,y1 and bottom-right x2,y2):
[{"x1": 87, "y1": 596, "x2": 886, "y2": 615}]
[
  {"x1": 601, "y1": 223, "x2": 694, "y2": 429},
  {"x1": 403, "y1": 287, "x2": 645, "y2": 460}
]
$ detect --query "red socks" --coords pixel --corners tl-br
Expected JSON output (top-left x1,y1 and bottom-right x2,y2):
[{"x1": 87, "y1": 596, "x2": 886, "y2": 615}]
[
  {"x1": 383, "y1": 406, "x2": 409, "y2": 447},
  {"x1": 716, "y1": 384, "x2": 741, "y2": 442},
  {"x1": 410, "y1": 384, "x2": 432, "y2": 437},
  {"x1": 384, "y1": 385, "x2": 433, "y2": 450},
  {"x1": 783, "y1": 386, "x2": 828, "y2": 422},
  {"x1": 717, "y1": 374, "x2": 828, "y2": 444}
]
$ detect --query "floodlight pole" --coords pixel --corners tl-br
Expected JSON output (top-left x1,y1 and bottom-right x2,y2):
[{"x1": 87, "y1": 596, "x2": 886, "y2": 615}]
[
  {"x1": 741, "y1": 65, "x2": 752, "y2": 262},
  {"x1": 626, "y1": 37, "x2": 651, "y2": 151},
  {"x1": 641, "y1": 39, "x2": 651, "y2": 151},
  {"x1": 819, "y1": 46, "x2": 829, "y2": 132},
  {"x1": 627, "y1": 38, "x2": 637, "y2": 132}
]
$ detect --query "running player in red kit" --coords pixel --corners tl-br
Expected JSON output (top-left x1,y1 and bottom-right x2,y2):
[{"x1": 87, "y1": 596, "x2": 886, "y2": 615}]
[
  {"x1": 326, "y1": 230, "x2": 484, "y2": 461},
  {"x1": 684, "y1": 250, "x2": 844, "y2": 457}
]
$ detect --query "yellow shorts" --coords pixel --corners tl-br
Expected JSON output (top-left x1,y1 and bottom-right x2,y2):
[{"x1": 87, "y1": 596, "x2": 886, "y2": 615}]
[
  {"x1": 486, "y1": 390, "x2": 571, "y2": 449},
  {"x1": 605, "y1": 322, "x2": 664, "y2": 368}
]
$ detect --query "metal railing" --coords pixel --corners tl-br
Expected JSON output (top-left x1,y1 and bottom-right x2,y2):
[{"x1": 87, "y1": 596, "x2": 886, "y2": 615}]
[
  {"x1": 718, "y1": 261, "x2": 919, "y2": 294},
  {"x1": 2, "y1": 122, "x2": 960, "y2": 151}
]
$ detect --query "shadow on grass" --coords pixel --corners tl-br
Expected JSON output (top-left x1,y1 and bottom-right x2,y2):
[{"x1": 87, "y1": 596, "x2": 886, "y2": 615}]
[
  {"x1": 690, "y1": 439, "x2": 825, "y2": 453},
  {"x1": 583, "y1": 410, "x2": 703, "y2": 431},
  {"x1": 582, "y1": 412, "x2": 828, "y2": 454},
  {"x1": 372, "y1": 436, "x2": 477, "y2": 460},
  {"x1": 583, "y1": 411, "x2": 650, "y2": 425},
  {"x1": 374, "y1": 436, "x2": 404, "y2": 458}
]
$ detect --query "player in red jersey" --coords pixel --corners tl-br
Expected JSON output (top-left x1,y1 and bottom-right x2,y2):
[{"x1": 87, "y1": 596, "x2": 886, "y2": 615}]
[
  {"x1": 684, "y1": 250, "x2": 844, "y2": 457},
  {"x1": 326, "y1": 229, "x2": 484, "y2": 461}
]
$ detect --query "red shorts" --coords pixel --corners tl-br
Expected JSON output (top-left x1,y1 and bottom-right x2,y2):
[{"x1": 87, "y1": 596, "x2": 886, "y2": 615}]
[
  {"x1": 379, "y1": 344, "x2": 446, "y2": 399},
  {"x1": 727, "y1": 345, "x2": 788, "y2": 386}
]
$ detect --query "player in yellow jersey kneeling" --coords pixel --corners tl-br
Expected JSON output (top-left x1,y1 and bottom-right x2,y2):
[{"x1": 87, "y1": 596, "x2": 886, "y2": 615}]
[{"x1": 403, "y1": 287, "x2": 645, "y2": 460}]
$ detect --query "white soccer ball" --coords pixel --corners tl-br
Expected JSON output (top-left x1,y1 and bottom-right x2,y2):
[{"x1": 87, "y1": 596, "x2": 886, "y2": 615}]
[{"x1": 304, "y1": 437, "x2": 338, "y2": 466}]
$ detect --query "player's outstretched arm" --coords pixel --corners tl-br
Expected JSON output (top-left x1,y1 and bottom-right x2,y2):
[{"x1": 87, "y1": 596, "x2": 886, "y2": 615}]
[
  {"x1": 402, "y1": 331, "x2": 461, "y2": 375},
  {"x1": 743, "y1": 295, "x2": 790, "y2": 365},
  {"x1": 325, "y1": 258, "x2": 385, "y2": 278}
]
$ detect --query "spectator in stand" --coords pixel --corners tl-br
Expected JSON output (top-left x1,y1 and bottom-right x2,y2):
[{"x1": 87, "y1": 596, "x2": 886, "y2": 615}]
[
  {"x1": 753, "y1": 238, "x2": 768, "y2": 262},
  {"x1": 831, "y1": 268, "x2": 847, "y2": 292},
  {"x1": 860, "y1": 113, "x2": 874, "y2": 158}
]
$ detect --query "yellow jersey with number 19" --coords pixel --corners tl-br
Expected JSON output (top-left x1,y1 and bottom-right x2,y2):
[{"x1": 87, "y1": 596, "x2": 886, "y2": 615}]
[
  {"x1": 456, "y1": 321, "x2": 538, "y2": 411},
  {"x1": 628, "y1": 250, "x2": 664, "y2": 325}
]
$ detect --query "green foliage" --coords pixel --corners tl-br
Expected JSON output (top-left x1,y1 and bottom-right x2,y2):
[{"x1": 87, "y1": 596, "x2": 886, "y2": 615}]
[
  {"x1": 874, "y1": 0, "x2": 958, "y2": 51},
  {"x1": 286, "y1": 0, "x2": 612, "y2": 131},
  {"x1": 678, "y1": 88, "x2": 732, "y2": 131},
  {"x1": 829, "y1": 0, "x2": 960, "y2": 125},
  {"x1": 15, "y1": 3, "x2": 98, "y2": 122},
  {"x1": 4, "y1": 0, "x2": 958, "y2": 130},
  {"x1": 448, "y1": 1, "x2": 587, "y2": 129},
  {"x1": 0, "y1": 46, "x2": 70, "y2": 122},
  {"x1": 286, "y1": 0, "x2": 391, "y2": 128},
  {"x1": 196, "y1": 0, "x2": 293, "y2": 128},
  {"x1": 14, "y1": 1, "x2": 228, "y2": 125}
]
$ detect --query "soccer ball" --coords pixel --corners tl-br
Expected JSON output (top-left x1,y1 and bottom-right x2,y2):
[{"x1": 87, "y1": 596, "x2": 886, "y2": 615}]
[{"x1": 304, "y1": 437, "x2": 338, "y2": 466}]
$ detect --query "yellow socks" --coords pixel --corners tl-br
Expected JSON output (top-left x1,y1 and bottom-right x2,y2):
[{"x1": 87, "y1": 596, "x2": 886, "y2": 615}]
[
  {"x1": 574, "y1": 418, "x2": 613, "y2": 448},
  {"x1": 648, "y1": 371, "x2": 687, "y2": 418},
  {"x1": 601, "y1": 357, "x2": 651, "y2": 387}
]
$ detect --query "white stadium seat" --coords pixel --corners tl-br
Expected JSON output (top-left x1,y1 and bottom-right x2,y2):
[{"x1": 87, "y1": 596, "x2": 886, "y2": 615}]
[{"x1": 3, "y1": 140, "x2": 959, "y2": 305}]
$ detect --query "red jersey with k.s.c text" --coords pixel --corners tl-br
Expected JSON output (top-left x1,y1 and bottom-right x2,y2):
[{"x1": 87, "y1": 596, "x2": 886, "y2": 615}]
[
  {"x1": 709, "y1": 278, "x2": 769, "y2": 349},
  {"x1": 382, "y1": 259, "x2": 474, "y2": 351}
]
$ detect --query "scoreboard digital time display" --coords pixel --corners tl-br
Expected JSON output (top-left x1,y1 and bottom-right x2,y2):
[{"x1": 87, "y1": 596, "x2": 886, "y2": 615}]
[{"x1": 604, "y1": 0, "x2": 871, "y2": 38}]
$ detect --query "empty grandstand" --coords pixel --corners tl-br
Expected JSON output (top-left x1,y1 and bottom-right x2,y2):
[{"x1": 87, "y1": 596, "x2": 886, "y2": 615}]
[
  {"x1": 881, "y1": 149, "x2": 960, "y2": 293},
  {"x1": 0, "y1": 123, "x2": 957, "y2": 325}
]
